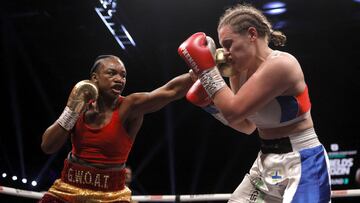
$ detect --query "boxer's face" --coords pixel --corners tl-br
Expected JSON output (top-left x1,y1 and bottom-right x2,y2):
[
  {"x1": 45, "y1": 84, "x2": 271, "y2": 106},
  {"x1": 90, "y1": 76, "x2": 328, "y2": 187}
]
[
  {"x1": 218, "y1": 25, "x2": 255, "y2": 72},
  {"x1": 93, "y1": 58, "x2": 126, "y2": 98}
]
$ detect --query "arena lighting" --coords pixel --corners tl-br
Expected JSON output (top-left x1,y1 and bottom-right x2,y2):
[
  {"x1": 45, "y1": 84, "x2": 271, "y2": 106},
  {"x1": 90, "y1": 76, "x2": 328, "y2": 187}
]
[
  {"x1": 31, "y1": 180, "x2": 37, "y2": 186},
  {"x1": 95, "y1": 0, "x2": 136, "y2": 50},
  {"x1": 354, "y1": 0, "x2": 360, "y2": 3},
  {"x1": 2, "y1": 171, "x2": 39, "y2": 186},
  {"x1": 262, "y1": 1, "x2": 287, "y2": 15},
  {"x1": 263, "y1": 1, "x2": 286, "y2": 9},
  {"x1": 273, "y1": 20, "x2": 288, "y2": 29},
  {"x1": 121, "y1": 25, "x2": 136, "y2": 46},
  {"x1": 8, "y1": 69, "x2": 27, "y2": 182}
]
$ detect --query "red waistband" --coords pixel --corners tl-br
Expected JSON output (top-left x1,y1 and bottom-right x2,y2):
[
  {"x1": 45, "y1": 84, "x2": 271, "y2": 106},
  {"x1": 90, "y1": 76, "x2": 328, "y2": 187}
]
[{"x1": 60, "y1": 159, "x2": 125, "y2": 192}]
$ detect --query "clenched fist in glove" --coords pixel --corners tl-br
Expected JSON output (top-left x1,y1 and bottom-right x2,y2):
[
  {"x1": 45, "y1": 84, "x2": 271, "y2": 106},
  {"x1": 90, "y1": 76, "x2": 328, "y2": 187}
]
[
  {"x1": 178, "y1": 32, "x2": 227, "y2": 98},
  {"x1": 57, "y1": 80, "x2": 98, "y2": 131},
  {"x1": 186, "y1": 80, "x2": 228, "y2": 125}
]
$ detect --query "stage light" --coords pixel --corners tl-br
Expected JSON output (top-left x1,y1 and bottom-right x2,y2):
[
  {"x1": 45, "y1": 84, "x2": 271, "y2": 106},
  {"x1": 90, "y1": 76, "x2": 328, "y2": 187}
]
[
  {"x1": 273, "y1": 20, "x2": 288, "y2": 29},
  {"x1": 95, "y1": 0, "x2": 136, "y2": 50},
  {"x1": 263, "y1": 1, "x2": 286, "y2": 9},
  {"x1": 264, "y1": 8, "x2": 286, "y2": 15},
  {"x1": 263, "y1": 1, "x2": 287, "y2": 15},
  {"x1": 31, "y1": 180, "x2": 37, "y2": 186},
  {"x1": 121, "y1": 25, "x2": 136, "y2": 47},
  {"x1": 12, "y1": 175, "x2": 18, "y2": 181},
  {"x1": 22, "y1": 178, "x2": 27, "y2": 184}
]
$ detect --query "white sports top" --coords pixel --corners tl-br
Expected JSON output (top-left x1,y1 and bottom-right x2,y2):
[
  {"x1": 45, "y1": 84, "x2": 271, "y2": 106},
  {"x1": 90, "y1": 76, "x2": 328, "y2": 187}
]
[{"x1": 240, "y1": 51, "x2": 311, "y2": 129}]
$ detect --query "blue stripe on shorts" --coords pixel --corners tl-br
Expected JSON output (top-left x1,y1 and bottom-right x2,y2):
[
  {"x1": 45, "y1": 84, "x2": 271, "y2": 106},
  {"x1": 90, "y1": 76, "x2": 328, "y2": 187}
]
[{"x1": 292, "y1": 145, "x2": 331, "y2": 203}]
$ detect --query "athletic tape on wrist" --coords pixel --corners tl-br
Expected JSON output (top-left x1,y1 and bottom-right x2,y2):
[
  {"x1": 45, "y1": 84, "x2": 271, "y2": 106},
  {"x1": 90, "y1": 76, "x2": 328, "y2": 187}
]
[
  {"x1": 57, "y1": 106, "x2": 80, "y2": 131},
  {"x1": 199, "y1": 67, "x2": 226, "y2": 98}
]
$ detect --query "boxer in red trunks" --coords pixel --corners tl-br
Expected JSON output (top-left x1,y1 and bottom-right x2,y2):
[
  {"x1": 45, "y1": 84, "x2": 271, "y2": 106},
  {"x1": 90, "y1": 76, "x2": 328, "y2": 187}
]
[{"x1": 39, "y1": 55, "x2": 193, "y2": 203}]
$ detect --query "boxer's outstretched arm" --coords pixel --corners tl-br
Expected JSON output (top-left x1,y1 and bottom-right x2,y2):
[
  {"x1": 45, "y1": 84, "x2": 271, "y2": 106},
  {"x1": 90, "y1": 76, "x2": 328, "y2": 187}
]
[{"x1": 126, "y1": 73, "x2": 193, "y2": 116}]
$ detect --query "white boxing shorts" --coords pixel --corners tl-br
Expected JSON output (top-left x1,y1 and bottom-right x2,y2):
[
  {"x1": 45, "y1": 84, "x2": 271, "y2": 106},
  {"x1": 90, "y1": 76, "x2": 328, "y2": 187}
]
[{"x1": 229, "y1": 128, "x2": 331, "y2": 203}]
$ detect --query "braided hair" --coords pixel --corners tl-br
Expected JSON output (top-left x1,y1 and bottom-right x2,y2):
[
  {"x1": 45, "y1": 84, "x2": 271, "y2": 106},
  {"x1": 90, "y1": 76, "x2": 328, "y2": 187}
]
[
  {"x1": 90, "y1": 55, "x2": 124, "y2": 75},
  {"x1": 218, "y1": 4, "x2": 286, "y2": 46}
]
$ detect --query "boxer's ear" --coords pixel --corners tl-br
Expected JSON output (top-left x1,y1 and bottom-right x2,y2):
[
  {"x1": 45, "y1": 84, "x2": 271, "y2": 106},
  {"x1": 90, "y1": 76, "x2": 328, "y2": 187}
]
[{"x1": 91, "y1": 72, "x2": 98, "y2": 82}]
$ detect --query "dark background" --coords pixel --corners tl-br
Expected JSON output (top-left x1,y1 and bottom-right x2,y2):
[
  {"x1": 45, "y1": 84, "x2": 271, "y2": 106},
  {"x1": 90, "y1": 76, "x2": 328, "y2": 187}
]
[{"x1": 1, "y1": 0, "x2": 360, "y2": 202}]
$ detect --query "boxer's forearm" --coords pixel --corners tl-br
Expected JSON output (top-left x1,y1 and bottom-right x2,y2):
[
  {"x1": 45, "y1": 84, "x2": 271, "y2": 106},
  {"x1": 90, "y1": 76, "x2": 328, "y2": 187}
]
[
  {"x1": 41, "y1": 122, "x2": 70, "y2": 154},
  {"x1": 163, "y1": 72, "x2": 194, "y2": 99}
]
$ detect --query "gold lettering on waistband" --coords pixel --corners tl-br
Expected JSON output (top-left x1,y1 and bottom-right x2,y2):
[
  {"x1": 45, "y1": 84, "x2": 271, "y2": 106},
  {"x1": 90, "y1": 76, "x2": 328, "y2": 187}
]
[
  {"x1": 94, "y1": 174, "x2": 101, "y2": 188},
  {"x1": 84, "y1": 171, "x2": 92, "y2": 184},
  {"x1": 65, "y1": 167, "x2": 113, "y2": 189},
  {"x1": 103, "y1": 175, "x2": 110, "y2": 189},
  {"x1": 75, "y1": 170, "x2": 84, "y2": 184},
  {"x1": 68, "y1": 168, "x2": 73, "y2": 182}
]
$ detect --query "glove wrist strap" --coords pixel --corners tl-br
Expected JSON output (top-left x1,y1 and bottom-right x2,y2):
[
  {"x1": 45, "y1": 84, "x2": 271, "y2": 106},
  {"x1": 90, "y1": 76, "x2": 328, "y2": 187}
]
[
  {"x1": 199, "y1": 67, "x2": 226, "y2": 98},
  {"x1": 57, "y1": 106, "x2": 80, "y2": 131}
]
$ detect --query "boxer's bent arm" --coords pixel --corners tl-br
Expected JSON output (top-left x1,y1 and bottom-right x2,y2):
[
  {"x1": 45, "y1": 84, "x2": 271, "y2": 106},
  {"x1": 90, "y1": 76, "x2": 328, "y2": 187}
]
[
  {"x1": 128, "y1": 73, "x2": 193, "y2": 115},
  {"x1": 41, "y1": 80, "x2": 97, "y2": 154},
  {"x1": 213, "y1": 55, "x2": 299, "y2": 124},
  {"x1": 41, "y1": 122, "x2": 70, "y2": 154},
  {"x1": 229, "y1": 119, "x2": 257, "y2": 135}
]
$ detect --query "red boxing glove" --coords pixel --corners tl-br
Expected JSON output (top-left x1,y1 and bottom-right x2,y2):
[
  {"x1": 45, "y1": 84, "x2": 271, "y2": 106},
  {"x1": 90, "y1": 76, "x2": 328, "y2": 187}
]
[
  {"x1": 178, "y1": 32, "x2": 216, "y2": 75},
  {"x1": 186, "y1": 79, "x2": 212, "y2": 107},
  {"x1": 179, "y1": 32, "x2": 226, "y2": 98},
  {"x1": 186, "y1": 80, "x2": 228, "y2": 125}
]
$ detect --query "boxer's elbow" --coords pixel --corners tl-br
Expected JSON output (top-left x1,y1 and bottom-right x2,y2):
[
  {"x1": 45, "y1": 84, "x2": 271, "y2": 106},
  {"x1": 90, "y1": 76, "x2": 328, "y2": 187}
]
[
  {"x1": 240, "y1": 125, "x2": 257, "y2": 135},
  {"x1": 41, "y1": 134, "x2": 60, "y2": 154},
  {"x1": 40, "y1": 124, "x2": 67, "y2": 154},
  {"x1": 41, "y1": 141, "x2": 55, "y2": 154},
  {"x1": 222, "y1": 108, "x2": 255, "y2": 134},
  {"x1": 222, "y1": 109, "x2": 247, "y2": 125},
  {"x1": 228, "y1": 119, "x2": 257, "y2": 135}
]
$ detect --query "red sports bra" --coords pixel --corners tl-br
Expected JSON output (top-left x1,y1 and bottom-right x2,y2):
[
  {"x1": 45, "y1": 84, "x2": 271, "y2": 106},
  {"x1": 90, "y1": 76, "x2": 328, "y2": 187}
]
[{"x1": 71, "y1": 97, "x2": 133, "y2": 164}]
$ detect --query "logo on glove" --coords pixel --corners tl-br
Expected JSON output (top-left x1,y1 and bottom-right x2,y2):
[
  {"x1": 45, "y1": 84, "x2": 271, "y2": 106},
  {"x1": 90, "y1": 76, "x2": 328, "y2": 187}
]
[{"x1": 180, "y1": 47, "x2": 199, "y2": 73}]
